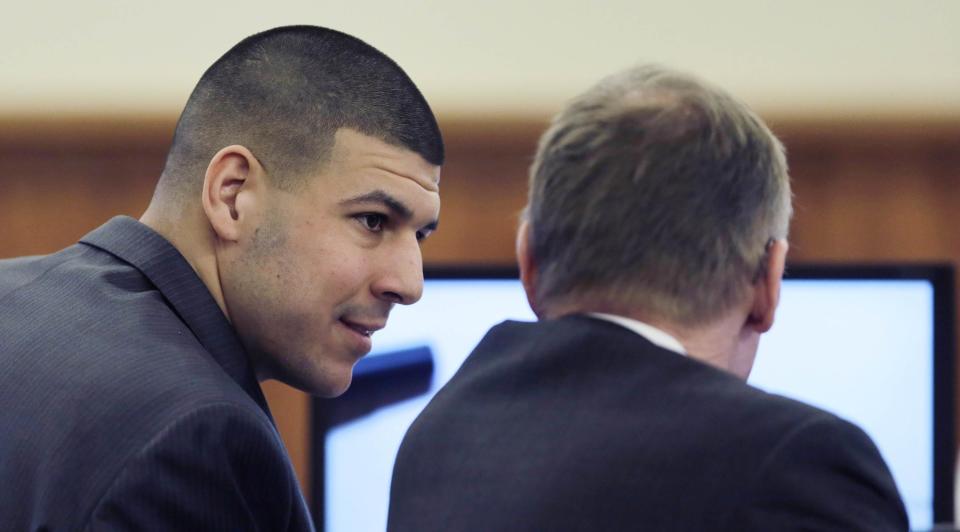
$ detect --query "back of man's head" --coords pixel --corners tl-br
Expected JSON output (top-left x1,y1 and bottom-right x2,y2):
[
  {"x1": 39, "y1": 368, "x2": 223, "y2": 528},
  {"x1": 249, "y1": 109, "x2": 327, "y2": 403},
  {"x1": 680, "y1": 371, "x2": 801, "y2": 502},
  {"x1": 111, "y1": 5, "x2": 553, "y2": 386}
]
[
  {"x1": 526, "y1": 64, "x2": 791, "y2": 326},
  {"x1": 157, "y1": 25, "x2": 444, "y2": 201}
]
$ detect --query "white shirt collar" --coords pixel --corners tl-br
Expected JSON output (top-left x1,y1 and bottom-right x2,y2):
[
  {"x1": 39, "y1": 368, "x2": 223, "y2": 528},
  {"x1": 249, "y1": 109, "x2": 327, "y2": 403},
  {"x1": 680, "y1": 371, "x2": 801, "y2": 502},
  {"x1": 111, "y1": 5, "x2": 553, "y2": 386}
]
[{"x1": 587, "y1": 312, "x2": 687, "y2": 356}]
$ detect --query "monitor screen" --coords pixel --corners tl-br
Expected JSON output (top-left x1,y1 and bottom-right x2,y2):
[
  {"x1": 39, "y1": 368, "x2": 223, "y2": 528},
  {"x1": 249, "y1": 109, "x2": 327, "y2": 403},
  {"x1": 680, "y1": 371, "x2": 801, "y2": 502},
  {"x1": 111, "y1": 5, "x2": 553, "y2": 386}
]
[{"x1": 314, "y1": 265, "x2": 954, "y2": 531}]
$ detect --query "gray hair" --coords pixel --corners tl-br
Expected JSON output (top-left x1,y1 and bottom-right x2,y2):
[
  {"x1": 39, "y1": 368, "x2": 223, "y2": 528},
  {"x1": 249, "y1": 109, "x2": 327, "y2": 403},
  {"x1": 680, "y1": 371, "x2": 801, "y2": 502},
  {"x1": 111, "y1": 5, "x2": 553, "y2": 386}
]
[{"x1": 526, "y1": 64, "x2": 792, "y2": 325}]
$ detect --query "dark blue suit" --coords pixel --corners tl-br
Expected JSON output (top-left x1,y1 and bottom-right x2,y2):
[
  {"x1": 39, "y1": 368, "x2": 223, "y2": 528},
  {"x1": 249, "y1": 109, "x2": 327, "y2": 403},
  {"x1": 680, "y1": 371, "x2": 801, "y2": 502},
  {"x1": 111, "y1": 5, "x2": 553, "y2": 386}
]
[
  {"x1": 0, "y1": 217, "x2": 314, "y2": 531},
  {"x1": 388, "y1": 316, "x2": 909, "y2": 531}
]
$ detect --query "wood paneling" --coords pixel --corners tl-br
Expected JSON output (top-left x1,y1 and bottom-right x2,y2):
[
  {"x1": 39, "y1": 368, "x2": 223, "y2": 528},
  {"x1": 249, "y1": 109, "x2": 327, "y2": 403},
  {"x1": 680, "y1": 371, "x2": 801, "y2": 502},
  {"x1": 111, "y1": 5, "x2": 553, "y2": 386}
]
[{"x1": 3, "y1": 114, "x2": 960, "y2": 501}]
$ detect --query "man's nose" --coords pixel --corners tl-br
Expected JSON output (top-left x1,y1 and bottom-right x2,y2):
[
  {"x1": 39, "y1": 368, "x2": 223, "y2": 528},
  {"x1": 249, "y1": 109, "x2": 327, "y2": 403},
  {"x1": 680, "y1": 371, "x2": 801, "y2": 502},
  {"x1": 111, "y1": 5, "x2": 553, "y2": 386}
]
[{"x1": 372, "y1": 239, "x2": 424, "y2": 305}]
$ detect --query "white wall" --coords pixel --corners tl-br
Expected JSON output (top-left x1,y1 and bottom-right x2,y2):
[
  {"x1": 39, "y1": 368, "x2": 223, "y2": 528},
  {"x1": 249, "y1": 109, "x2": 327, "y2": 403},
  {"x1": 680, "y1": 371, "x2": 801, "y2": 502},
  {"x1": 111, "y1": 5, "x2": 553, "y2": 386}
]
[{"x1": 2, "y1": 0, "x2": 958, "y2": 117}]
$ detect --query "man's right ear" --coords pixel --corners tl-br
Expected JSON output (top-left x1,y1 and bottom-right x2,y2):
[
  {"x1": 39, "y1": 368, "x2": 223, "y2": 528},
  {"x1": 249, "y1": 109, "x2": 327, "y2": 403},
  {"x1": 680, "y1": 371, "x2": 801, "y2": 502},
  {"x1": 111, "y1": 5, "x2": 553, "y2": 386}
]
[
  {"x1": 201, "y1": 145, "x2": 265, "y2": 243},
  {"x1": 516, "y1": 218, "x2": 541, "y2": 317},
  {"x1": 747, "y1": 238, "x2": 789, "y2": 333}
]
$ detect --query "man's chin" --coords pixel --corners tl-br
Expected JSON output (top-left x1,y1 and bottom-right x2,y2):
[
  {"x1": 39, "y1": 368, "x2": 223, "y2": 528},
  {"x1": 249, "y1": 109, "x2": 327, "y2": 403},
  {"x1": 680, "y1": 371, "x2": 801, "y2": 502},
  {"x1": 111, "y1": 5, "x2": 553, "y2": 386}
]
[
  {"x1": 309, "y1": 370, "x2": 355, "y2": 398},
  {"x1": 321, "y1": 373, "x2": 355, "y2": 398},
  {"x1": 274, "y1": 361, "x2": 356, "y2": 398}
]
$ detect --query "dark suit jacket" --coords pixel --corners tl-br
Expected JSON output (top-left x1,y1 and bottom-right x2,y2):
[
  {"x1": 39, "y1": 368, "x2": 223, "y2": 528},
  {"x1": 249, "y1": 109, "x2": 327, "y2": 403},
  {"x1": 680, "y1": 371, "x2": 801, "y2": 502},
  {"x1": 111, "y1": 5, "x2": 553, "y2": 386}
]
[
  {"x1": 0, "y1": 217, "x2": 314, "y2": 531},
  {"x1": 388, "y1": 316, "x2": 909, "y2": 531}
]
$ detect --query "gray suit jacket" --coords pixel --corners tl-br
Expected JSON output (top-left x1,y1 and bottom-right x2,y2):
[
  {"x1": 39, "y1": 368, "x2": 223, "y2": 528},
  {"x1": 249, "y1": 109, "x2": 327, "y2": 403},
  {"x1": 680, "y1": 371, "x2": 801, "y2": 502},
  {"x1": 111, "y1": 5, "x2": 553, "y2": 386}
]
[
  {"x1": 0, "y1": 216, "x2": 314, "y2": 531},
  {"x1": 388, "y1": 316, "x2": 909, "y2": 531}
]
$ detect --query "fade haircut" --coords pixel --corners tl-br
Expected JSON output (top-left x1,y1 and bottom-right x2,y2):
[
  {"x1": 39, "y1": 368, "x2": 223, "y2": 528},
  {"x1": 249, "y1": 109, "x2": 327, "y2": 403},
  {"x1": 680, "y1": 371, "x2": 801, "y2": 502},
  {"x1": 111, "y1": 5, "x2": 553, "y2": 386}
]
[
  {"x1": 158, "y1": 25, "x2": 444, "y2": 197},
  {"x1": 526, "y1": 65, "x2": 792, "y2": 325}
]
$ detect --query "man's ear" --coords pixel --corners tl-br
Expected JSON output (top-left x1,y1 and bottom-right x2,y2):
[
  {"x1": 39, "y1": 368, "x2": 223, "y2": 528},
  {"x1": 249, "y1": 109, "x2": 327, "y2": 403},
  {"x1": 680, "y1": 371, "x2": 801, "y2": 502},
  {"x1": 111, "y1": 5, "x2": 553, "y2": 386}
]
[
  {"x1": 201, "y1": 145, "x2": 266, "y2": 243},
  {"x1": 748, "y1": 238, "x2": 789, "y2": 333},
  {"x1": 516, "y1": 218, "x2": 541, "y2": 317}
]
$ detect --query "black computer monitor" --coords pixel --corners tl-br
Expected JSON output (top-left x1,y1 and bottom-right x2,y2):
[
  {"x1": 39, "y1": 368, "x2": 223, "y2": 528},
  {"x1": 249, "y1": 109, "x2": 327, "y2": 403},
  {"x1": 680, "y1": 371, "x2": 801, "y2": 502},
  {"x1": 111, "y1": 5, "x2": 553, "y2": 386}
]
[{"x1": 313, "y1": 264, "x2": 955, "y2": 531}]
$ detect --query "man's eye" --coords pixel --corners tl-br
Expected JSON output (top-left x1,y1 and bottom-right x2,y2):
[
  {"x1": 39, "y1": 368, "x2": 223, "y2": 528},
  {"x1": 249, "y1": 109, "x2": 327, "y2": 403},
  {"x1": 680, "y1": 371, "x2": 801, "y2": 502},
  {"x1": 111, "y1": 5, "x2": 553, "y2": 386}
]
[{"x1": 357, "y1": 213, "x2": 386, "y2": 232}]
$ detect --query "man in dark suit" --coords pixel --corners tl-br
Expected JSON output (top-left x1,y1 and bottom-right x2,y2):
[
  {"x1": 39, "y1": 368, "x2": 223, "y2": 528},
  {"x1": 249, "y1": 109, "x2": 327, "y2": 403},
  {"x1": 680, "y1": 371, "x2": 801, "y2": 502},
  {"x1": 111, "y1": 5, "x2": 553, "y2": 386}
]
[
  {"x1": 0, "y1": 26, "x2": 443, "y2": 530},
  {"x1": 388, "y1": 65, "x2": 908, "y2": 530}
]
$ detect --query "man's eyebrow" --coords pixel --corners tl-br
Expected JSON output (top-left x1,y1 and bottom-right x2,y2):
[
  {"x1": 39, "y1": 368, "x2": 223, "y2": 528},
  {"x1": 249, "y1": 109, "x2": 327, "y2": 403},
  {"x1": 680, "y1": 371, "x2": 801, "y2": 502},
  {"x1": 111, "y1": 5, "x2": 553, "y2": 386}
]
[
  {"x1": 340, "y1": 190, "x2": 412, "y2": 218},
  {"x1": 339, "y1": 190, "x2": 439, "y2": 232}
]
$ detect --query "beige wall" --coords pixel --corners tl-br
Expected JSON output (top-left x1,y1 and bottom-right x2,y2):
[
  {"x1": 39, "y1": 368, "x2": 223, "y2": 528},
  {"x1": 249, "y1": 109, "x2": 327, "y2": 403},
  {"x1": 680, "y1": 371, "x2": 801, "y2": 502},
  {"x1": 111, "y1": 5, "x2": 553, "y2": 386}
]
[{"x1": 3, "y1": 1, "x2": 959, "y2": 117}]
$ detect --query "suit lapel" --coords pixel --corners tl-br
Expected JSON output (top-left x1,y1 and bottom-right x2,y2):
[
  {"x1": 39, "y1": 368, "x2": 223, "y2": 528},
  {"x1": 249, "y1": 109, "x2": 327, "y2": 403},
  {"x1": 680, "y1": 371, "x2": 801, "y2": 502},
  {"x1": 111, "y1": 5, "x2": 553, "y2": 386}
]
[{"x1": 80, "y1": 216, "x2": 274, "y2": 421}]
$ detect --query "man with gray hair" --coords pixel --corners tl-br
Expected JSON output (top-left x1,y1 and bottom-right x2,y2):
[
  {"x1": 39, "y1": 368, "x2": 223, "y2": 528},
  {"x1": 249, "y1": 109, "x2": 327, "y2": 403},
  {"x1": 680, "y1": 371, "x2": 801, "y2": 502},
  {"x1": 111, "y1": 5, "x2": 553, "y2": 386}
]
[{"x1": 388, "y1": 65, "x2": 907, "y2": 530}]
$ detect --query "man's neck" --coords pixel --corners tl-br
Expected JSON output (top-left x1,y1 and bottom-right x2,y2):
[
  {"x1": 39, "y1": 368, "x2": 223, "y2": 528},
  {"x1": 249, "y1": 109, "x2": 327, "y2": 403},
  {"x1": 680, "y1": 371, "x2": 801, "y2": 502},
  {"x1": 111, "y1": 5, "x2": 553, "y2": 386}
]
[
  {"x1": 140, "y1": 202, "x2": 232, "y2": 322},
  {"x1": 588, "y1": 312, "x2": 687, "y2": 355},
  {"x1": 545, "y1": 303, "x2": 756, "y2": 380}
]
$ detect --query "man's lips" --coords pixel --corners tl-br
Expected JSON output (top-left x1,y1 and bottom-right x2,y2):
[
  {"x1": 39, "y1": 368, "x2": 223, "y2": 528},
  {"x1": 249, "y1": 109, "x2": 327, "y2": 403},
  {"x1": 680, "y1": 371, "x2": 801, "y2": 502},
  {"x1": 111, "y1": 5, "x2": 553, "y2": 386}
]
[{"x1": 338, "y1": 318, "x2": 386, "y2": 337}]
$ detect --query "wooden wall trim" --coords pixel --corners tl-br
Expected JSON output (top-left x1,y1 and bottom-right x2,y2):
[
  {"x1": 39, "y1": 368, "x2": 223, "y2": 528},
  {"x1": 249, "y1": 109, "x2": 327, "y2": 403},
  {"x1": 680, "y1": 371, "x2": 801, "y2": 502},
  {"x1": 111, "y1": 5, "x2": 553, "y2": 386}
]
[{"x1": 3, "y1": 113, "x2": 959, "y2": 150}]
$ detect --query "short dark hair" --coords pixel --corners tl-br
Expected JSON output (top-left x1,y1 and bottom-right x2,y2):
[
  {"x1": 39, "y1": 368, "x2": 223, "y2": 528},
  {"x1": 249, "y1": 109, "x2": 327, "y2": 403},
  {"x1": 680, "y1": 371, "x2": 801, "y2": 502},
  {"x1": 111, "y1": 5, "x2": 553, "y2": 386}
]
[
  {"x1": 159, "y1": 25, "x2": 444, "y2": 194},
  {"x1": 527, "y1": 65, "x2": 791, "y2": 325}
]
